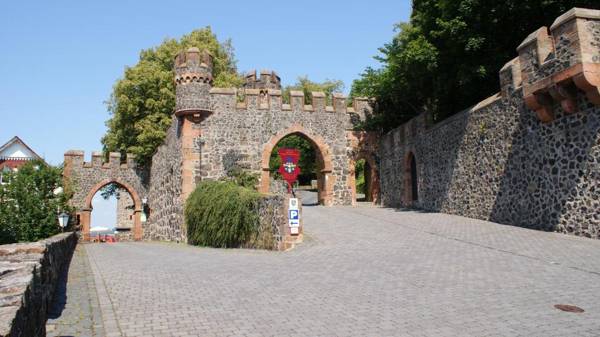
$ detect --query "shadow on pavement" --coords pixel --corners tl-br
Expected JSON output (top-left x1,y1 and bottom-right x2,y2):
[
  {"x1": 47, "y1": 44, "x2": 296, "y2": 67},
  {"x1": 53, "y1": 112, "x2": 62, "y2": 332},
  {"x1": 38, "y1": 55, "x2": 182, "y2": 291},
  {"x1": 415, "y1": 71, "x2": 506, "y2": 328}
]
[{"x1": 47, "y1": 250, "x2": 73, "y2": 319}]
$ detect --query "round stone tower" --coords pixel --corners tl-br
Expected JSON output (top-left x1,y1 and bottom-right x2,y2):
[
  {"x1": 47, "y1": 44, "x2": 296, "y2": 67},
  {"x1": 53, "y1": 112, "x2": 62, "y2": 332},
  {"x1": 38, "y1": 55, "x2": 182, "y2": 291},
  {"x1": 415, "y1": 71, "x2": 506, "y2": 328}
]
[{"x1": 174, "y1": 47, "x2": 213, "y2": 116}]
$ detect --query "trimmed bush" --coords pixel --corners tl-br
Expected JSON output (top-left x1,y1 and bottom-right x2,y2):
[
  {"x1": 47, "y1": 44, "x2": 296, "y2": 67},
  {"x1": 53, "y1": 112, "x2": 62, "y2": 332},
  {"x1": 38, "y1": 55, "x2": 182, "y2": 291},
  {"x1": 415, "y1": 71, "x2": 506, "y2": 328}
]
[{"x1": 185, "y1": 180, "x2": 261, "y2": 248}]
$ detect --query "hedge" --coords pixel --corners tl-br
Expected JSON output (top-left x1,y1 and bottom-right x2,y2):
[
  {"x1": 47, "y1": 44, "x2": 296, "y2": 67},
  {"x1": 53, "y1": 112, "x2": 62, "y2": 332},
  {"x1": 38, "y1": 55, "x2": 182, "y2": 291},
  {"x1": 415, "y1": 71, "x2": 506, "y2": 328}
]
[{"x1": 185, "y1": 180, "x2": 261, "y2": 248}]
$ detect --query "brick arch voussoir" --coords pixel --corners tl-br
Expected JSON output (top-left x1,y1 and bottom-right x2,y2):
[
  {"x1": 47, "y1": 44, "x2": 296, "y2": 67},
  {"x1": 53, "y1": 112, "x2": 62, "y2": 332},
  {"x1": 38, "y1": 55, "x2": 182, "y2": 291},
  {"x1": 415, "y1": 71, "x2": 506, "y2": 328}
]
[
  {"x1": 261, "y1": 124, "x2": 333, "y2": 173},
  {"x1": 84, "y1": 178, "x2": 143, "y2": 212},
  {"x1": 350, "y1": 151, "x2": 381, "y2": 204}
]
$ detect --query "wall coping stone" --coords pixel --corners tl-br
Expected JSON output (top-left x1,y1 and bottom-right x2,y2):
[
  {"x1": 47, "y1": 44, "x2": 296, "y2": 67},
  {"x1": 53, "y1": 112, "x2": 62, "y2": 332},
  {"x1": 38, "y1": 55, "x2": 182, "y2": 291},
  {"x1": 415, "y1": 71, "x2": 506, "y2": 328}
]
[
  {"x1": 0, "y1": 232, "x2": 77, "y2": 337},
  {"x1": 550, "y1": 7, "x2": 600, "y2": 30}
]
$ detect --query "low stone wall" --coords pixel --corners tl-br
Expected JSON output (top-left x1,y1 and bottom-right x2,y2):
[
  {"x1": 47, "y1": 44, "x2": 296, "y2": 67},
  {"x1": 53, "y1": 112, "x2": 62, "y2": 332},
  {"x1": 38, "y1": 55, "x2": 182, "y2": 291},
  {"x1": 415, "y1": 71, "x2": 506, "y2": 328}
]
[
  {"x1": 0, "y1": 232, "x2": 77, "y2": 337},
  {"x1": 244, "y1": 194, "x2": 303, "y2": 251}
]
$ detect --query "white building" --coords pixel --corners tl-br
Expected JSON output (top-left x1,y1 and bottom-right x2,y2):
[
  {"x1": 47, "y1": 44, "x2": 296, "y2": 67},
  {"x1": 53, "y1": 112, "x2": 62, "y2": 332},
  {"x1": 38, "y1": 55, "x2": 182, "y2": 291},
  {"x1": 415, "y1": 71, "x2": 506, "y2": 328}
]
[{"x1": 0, "y1": 136, "x2": 43, "y2": 183}]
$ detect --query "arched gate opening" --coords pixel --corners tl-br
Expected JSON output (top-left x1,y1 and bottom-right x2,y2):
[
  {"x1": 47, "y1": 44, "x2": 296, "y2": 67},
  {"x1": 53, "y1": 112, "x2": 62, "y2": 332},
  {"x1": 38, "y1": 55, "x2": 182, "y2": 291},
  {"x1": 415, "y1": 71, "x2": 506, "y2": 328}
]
[
  {"x1": 260, "y1": 126, "x2": 334, "y2": 206},
  {"x1": 351, "y1": 154, "x2": 380, "y2": 204},
  {"x1": 405, "y1": 152, "x2": 418, "y2": 205},
  {"x1": 80, "y1": 179, "x2": 143, "y2": 241}
]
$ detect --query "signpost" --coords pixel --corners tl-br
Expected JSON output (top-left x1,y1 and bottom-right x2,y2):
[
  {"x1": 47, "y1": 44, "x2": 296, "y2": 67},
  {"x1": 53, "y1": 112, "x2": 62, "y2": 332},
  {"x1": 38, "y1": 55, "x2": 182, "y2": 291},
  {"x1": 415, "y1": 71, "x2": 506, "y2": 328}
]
[
  {"x1": 288, "y1": 197, "x2": 300, "y2": 235},
  {"x1": 278, "y1": 148, "x2": 301, "y2": 236}
]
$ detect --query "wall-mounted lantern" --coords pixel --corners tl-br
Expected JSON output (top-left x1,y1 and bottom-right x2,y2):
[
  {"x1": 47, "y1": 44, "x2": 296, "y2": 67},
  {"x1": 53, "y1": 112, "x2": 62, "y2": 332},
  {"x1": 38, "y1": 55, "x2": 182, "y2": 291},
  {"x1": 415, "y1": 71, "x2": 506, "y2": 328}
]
[{"x1": 58, "y1": 212, "x2": 70, "y2": 232}]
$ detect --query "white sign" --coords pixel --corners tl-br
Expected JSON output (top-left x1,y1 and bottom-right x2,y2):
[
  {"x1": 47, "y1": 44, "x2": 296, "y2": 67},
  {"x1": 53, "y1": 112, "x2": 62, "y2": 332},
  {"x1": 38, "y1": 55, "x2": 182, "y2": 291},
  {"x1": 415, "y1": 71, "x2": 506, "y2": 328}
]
[
  {"x1": 290, "y1": 227, "x2": 299, "y2": 235},
  {"x1": 288, "y1": 209, "x2": 300, "y2": 228},
  {"x1": 289, "y1": 198, "x2": 299, "y2": 210}
]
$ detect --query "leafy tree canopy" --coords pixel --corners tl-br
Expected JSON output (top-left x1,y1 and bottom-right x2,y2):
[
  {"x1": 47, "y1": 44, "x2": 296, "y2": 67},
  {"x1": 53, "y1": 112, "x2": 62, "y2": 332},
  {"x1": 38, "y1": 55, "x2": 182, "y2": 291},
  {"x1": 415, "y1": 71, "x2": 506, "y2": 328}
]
[
  {"x1": 351, "y1": 0, "x2": 600, "y2": 131},
  {"x1": 0, "y1": 160, "x2": 72, "y2": 244},
  {"x1": 102, "y1": 27, "x2": 243, "y2": 165}
]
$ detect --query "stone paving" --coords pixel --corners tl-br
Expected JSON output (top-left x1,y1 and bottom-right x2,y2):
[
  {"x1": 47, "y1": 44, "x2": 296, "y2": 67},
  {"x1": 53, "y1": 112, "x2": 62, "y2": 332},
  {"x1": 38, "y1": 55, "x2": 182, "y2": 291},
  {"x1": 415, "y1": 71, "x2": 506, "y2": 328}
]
[
  {"x1": 47, "y1": 244, "x2": 104, "y2": 337},
  {"x1": 53, "y1": 206, "x2": 600, "y2": 336}
]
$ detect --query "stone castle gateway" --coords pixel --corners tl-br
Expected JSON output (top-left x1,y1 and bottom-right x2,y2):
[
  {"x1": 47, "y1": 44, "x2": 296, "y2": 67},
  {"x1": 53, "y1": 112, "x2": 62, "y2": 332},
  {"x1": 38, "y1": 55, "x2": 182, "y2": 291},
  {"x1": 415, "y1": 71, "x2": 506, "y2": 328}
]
[{"x1": 65, "y1": 7, "x2": 600, "y2": 243}]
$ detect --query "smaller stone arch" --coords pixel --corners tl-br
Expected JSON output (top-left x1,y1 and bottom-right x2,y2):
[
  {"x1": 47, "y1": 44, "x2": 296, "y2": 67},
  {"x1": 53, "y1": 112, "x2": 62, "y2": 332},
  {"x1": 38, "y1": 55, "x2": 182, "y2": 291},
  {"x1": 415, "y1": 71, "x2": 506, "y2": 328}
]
[
  {"x1": 404, "y1": 151, "x2": 418, "y2": 205},
  {"x1": 346, "y1": 131, "x2": 381, "y2": 206},
  {"x1": 350, "y1": 153, "x2": 380, "y2": 205},
  {"x1": 80, "y1": 178, "x2": 144, "y2": 241},
  {"x1": 259, "y1": 124, "x2": 334, "y2": 206},
  {"x1": 63, "y1": 150, "x2": 147, "y2": 242}
]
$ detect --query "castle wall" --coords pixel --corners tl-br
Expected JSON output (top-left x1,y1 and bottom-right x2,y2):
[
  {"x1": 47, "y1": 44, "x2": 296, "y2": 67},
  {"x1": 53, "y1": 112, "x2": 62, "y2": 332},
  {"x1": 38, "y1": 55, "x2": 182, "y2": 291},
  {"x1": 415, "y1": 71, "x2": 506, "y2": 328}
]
[
  {"x1": 379, "y1": 8, "x2": 600, "y2": 239},
  {"x1": 145, "y1": 116, "x2": 185, "y2": 241},
  {"x1": 202, "y1": 90, "x2": 369, "y2": 205}
]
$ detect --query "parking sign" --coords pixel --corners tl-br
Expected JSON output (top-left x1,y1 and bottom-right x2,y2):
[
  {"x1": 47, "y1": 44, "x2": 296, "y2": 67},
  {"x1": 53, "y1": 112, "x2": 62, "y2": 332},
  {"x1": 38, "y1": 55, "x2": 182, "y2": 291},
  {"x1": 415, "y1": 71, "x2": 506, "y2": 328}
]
[{"x1": 288, "y1": 209, "x2": 300, "y2": 227}]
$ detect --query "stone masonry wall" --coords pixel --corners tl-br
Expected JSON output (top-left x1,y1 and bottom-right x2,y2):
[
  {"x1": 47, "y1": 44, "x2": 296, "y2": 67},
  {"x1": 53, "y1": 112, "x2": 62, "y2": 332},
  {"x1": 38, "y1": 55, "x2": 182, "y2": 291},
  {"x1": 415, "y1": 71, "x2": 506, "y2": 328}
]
[
  {"x1": 145, "y1": 116, "x2": 185, "y2": 242},
  {"x1": 379, "y1": 8, "x2": 600, "y2": 239},
  {"x1": 0, "y1": 232, "x2": 77, "y2": 337},
  {"x1": 201, "y1": 88, "x2": 372, "y2": 205},
  {"x1": 115, "y1": 190, "x2": 134, "y2": 229},
  {"x1": 63, "y1": 151, "x2": 147, "y2": 211}
]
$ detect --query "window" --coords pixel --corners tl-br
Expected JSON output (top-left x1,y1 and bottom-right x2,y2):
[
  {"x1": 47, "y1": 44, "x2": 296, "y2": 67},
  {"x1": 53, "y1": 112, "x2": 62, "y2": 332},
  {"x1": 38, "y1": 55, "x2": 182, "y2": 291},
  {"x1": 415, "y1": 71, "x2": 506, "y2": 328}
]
[{"x1": 0, "y1": 167, "x2": 11, "y2": 185}]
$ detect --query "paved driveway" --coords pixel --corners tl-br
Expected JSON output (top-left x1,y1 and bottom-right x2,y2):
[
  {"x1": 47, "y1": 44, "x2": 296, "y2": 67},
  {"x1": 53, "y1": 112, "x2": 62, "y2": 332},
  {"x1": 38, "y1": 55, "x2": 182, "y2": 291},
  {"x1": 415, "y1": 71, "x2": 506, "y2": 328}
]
[{"x1": 50, "y1": 206, "x2": 600, "y2": 336}]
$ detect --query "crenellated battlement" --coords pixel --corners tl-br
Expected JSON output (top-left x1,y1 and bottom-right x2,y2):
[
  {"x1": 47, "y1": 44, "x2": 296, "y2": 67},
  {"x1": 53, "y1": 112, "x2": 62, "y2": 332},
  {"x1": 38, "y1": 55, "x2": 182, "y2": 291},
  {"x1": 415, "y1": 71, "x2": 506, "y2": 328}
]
[
  {"x1": 64, "y1": 150, "x2": 137, "y2": 169},
  {"x1": 174, "y1": 48, "x2": 213, "y2": 84},
  {"x1": 209, "y1": 87, "x2": 371, "y2": 118},
  {"x1": 499, "y1": 8, "x2": 600, "y2": 122},
  {"x1": 174, "y1": 48, "x2": 214, "y2": 115},
  {"x1": 244, "y1": 69, "x2": 281, "y2": 90}
]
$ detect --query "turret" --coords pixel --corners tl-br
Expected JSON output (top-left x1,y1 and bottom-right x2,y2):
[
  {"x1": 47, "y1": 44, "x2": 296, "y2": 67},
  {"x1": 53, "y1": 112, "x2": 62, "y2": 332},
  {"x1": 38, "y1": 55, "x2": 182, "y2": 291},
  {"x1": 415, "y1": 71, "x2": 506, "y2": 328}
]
[
  {"x1": 514, "y1": 8, "x2": 600, "y2": 122},
  {"x1": 244, "y1": 69, "x2": 281, "y2": 90},
  {"x1": 174, "y1": 47, "x2": 213, "y2": 116}
]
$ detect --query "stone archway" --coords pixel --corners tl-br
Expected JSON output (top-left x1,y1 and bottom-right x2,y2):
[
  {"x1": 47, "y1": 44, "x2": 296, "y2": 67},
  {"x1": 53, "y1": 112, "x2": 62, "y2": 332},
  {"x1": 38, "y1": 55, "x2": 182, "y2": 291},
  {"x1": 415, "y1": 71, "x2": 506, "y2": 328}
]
[
  {"x1": 260, "y1": 125, "x2": 334, "y2": 206},
  {"x1": 63, "y1": 150, "x2": 147, "y2": 241},
  {"x1": 404, "y1": 152, "x2": 418, "y2": 205},
  {"x1": 350, "y1": 154, "x2": 380, "y2": 205},
  {"x1": 80, "y1": 179, "x2": 144, "y2": 241}
]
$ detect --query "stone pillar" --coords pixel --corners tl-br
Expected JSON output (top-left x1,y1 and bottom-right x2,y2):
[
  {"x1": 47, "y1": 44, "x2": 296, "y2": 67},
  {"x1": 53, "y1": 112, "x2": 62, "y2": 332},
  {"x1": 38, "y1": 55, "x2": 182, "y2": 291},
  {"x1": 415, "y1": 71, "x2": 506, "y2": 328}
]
[
  {"x1": 80, "y1": 209, "x2": 91, "y2": 241},
  {"x1": 133, "y1": 209, "x2": 142, "y2": 241},
  {"x1": 259, "y1": 169, "x2": 270, "y2": 194},
  {"x1": 281, "y1": 195, "x2": 303, "y2": 250},
  {"x1": 181, "y1": 115, "x2": 201, "y2": 202}
]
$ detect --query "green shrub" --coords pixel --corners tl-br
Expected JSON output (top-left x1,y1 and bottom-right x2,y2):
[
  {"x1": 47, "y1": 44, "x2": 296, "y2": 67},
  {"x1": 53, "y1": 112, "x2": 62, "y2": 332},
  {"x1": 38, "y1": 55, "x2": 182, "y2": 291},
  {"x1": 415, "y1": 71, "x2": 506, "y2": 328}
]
[
  {"x1": 185, "y1": 180, "x2": 261, "y2": 248},
  {"x1": 225, "y1": 168, "x2": 259, "y2": 190},
  {"x1": 355, "y1": 159, "x2": 366, "y2": 195}
]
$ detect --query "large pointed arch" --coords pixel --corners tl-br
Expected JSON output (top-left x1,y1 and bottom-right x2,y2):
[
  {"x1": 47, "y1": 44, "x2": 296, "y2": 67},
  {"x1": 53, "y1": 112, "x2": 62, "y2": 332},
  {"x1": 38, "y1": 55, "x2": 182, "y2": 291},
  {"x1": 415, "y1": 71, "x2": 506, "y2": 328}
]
[{"x1": 260, "y1": 124, "x2": 334, "y2": 206}]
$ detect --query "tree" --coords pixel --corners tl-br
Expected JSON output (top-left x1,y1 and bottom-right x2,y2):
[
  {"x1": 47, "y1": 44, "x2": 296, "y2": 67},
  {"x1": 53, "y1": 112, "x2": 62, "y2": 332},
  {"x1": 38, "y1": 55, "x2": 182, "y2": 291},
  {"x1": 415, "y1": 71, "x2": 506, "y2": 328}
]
[
  {"x1": 102, "y1": 28, "x2": 243, "y2": 165},
  {"x1": 0, "y1": 160, "x2": 72, "y2": 244},
  {"x1": 351, "y1": 0, "x2": 600, "y2": 131},
  {"x1": 283, "y1": 76, "x2": 344, "y2": 105}
]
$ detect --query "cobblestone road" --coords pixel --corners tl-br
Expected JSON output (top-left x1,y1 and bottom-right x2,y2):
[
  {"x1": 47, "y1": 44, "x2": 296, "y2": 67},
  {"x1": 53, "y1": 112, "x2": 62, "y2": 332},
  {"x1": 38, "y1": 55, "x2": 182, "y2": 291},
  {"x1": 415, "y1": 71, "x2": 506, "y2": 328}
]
[{"x1": 53, "y1": 206, "x2": 600, "y2": 336}]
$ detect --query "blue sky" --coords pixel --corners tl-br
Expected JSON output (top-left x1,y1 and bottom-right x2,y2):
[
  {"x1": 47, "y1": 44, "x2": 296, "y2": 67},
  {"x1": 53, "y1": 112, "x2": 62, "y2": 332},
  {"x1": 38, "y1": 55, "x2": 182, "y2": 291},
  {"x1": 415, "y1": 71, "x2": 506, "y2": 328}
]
[{"x1": 0, "y1": 0, "x2": 411, "y2": 226}]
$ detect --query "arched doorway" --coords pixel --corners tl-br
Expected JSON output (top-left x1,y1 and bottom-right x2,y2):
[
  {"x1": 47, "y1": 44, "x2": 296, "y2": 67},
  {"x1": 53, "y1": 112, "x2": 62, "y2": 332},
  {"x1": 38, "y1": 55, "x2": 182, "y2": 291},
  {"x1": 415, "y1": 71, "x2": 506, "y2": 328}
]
[
  {"x1": 351, "y1": 154, "x2": 380, "y2": 204},
  {"x1": 80, "y1": 179, "x2": 143, "y2": 241},
  {"x1": 260, "y1": 126, "x2": 333, "y2": 206},
  {"x1": 405, "y1": 152, "x2": 418, "y2": 205}
]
